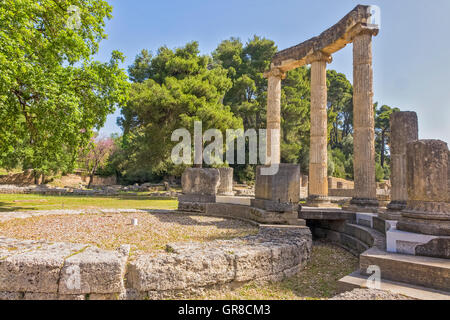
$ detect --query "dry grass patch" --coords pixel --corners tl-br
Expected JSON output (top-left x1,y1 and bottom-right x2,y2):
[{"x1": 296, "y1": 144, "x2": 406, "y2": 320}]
[
  {"x1": 193, "y1": 241, "x2": 358, "y2": 300},
  {"x1": 0, "y1": 212, "x2": 258, "y2": 255}
]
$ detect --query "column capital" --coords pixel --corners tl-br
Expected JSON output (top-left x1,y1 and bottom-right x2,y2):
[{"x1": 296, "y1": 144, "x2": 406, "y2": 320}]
[
  {"x1": 263, "y1": 68, "x2": 286, "y2": 80},
  {"x1": 346, "y1": 23, "x2": 379, "y2": 41},
  {"x1": 305, "y1": 51, "x2": 332, "y2": 65}
]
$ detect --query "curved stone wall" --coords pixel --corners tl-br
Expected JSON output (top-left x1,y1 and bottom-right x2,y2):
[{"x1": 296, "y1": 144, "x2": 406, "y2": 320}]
[{"x1": 0, "y1": 210, "x2": 312, "y2": 300}]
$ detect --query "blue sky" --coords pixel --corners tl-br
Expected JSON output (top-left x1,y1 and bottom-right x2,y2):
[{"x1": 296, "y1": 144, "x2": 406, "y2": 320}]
[{"x1": 96, "y1": 0, "x2": 450, "y2": 144}]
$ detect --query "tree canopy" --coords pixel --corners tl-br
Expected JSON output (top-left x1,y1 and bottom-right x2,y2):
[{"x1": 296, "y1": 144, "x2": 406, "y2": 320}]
[
  {"x1": 115, "y1": 36, "x2": 400, "y2": 183},
  {"x1": 0, "y1": 0, "x2": 129, "y2": 177},
  {"x1": 118, "y1": 42, "x2": 242, "y2": 177}
]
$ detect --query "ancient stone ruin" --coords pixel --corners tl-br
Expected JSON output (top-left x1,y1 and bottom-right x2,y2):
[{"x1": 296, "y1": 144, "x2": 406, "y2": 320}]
[
  {"x1": 178, "y1": 5, "x2": 450, "y2": 299},
  {"x1": 0, "y1": 5, "x2": 448, "y2": 300}
]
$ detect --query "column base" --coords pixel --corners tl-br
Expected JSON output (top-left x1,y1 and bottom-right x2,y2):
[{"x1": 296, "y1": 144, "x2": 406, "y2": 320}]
[
  {"x1": 305, "y1": 195, "x2": 338, "y2": 208},
  {"x1": 397, "y1": 210, "x2": 450, "y2": 236},
  {"x1": 378, "y1": 210, "x2": 402, "y2": 221},
  {"x1": 386, "y1": 200, "x2": 407, "y2": 211},
  {"x1": 379, "y1": 201, "x2": 406, "y2": 220},
  {"x1": 387, "y1": 224, "x2": 450, "y2": 259},
  {"x1": 344, "y1": 198, "x2": 379, "y2": 213},
  {"x1": 251, "y1": 198, "x2": 298, "y2": 213}
]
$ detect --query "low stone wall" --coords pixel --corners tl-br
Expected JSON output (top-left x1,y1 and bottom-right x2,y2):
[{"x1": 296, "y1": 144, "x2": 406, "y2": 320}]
[
  {"x1": 308, "y1": 218, "x2": 386, "y2": 256},
  {"x1": 127, "y1": 225, "x2": 311, "y2": 299},
  {"x1": 178, "y1": 202, "x2": 300, "y2": 225},
  {"x1": 328, "y1": 177, "x2": 354, "y2": 189},
  {"x1": 0, "y1": 171, "x2": 117, "y2": 187},
  {"x1": 0, "y1": 210, "x2": 311, "y2": 300},
  {"x1": 328, "y1": 188, "x2": 354, "y2": 197}
]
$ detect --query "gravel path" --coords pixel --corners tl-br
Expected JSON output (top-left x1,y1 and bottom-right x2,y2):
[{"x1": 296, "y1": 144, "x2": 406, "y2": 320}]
[
  {"x1": 330, "y1": 288, "x2": 414, "y2": 300},
  {"x1": 0, "y1": 209, "x2": 258, "y2": 255}
]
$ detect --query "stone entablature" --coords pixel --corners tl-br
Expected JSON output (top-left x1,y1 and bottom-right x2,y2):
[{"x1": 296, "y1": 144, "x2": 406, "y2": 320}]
[{"x1": 269, "y1": 5, "x2": 378, "y2": 72}]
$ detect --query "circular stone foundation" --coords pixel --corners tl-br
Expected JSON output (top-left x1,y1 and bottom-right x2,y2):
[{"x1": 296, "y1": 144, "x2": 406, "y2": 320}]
[
  {"x1": 0, "y1": 210, "x2": 258, "y2": 254},
  {"x1": 0, "y1": 209, "x2": 312, "y2": 300}
]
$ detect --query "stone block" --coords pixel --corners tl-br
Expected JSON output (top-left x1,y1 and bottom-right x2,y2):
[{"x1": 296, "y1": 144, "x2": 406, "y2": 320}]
[
  {"x1": 254, "y1": 164, "x2": 300, "y2": 204},
  {"x1": 0, "y1": 292, "x2": 23, "y2": 300},
  {"x1": 127, "y1": 250, "x2": 235, "y2": 292},
  {"x1": 59, "y1": 246, "x2": 128, "y2": 295},
  {"x1": 234, "y1": 245, "x2": 273, "y2": 282},
  {"x1": 415, "y1": 238, "x2": 450, "y2": 259},
  {"x1": 217, "y1": 167, "x2": 234, "y2": 195},
  {"x1": 181, "y1": 168, "x2": 220, "y2": 196},
  {"x1": 178, "y1": 194, "x2": 216, "y2": 204},
  {"x1": 0, "y1": 243, "x2": 86, "y2": 293}
]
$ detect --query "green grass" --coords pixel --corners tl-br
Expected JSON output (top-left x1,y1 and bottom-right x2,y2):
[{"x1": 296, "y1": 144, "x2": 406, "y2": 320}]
[
  {"x1": 0, "y1": 194, "x2": 178, "y2": 212},
  {"x1": 192, "y1": 241, "x2": 358, "y2": 300}
]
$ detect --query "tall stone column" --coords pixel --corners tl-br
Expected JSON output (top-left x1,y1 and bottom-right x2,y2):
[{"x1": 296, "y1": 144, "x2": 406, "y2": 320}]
[
  {"x1": 397, "y1": 140, "x2": 450, "y2": 236},
  {"x1": 384, "y1": 112, "x2": 418, "y2": 219},
  {"x1": 265, "y1": 68, "x2": 285, "y2": 165},
  {"x1": 350, "y1": 30, "x2": 378, "y2": 210},
  {"x1": 306, "y1": 51, "x2": 333, "y2": 207}
]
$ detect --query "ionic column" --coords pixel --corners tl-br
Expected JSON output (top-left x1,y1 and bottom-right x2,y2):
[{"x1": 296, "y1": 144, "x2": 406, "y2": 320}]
[
  {"x1": 265, "y1": 68, "x2": 285, "y2": 165},
  {"x1": 384, "y1": 112, "x2": 418, "y2": 218},
  {"x1": 351, "y1": 29, "x2": 379, "y2": 209},
  {"x1": 306, "y1": 52, "x2": 332, "y2": 207}
]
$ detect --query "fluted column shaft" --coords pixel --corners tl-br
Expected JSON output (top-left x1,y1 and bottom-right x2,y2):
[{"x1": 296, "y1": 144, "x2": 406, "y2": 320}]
[
  {"x1": 352, "y1": 32, "x2": 377, "y2": 204},
  {"x1": 265, "y1": 68, "x2": 285, "y2": 165},
  {"x1": 308, "y1": 53, "x2": 331, "y2": 198},
  {"x1": 388, "y1": 112, "x2": 418, "y2": 211}
]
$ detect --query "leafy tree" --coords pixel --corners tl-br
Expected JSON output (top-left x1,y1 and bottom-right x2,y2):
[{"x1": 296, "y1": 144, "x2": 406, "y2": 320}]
[
  {"x1": 327, "y1": 70, "x2": 353, "y2": 147},
  {"x1": 213, "y1": 36, "x2": 277, "y2": 131},
  {"x1": 119, "y1": 41, "x2": 242, "y2": 175},
  {"x1": 0, "y1": 0, "x2": 129, "y2": 178},
  {"x1": 375, "y1": 104, "x2": 399, "y2": 168},
  {"x1": 79, "y1": 136, "x2": 115, "y2": 188},
  {"x1": 128, "y1": 49, "x2": 152, "y2": 83},
  {"x1": 280, "y1": 67, "x2": 311, "y2": 171}
]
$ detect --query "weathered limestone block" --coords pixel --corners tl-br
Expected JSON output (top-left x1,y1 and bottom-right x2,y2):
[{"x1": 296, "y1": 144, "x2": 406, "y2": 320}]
[
  {"x1": 252, "y1": 164, "x2": 300, "y2": 212},
  {"x1": 0, "y1": 242, "x2": 86, "y2": 293},
  {"x1": 59, "y1": 246, "x2": 128, "y2": 295},
  {"x1": 217, "y1": 167, "x2": 234, "y2": 196},
  {"x1": 398, "y1": 140, "x2": 450, "y2": 236},
  {"x1": 0, "y1": 292, "x2": 23, "y2": 300},
  {"x1": 24, "y1": 293, "x2": 59, "y2": 300},
  {"x1": 386, "y1": 111, "x2": 419, "y2": 216},
  {"x1": 233, "y1": 244, "x2": 273, "y2": 282},
  {"x1": 415, "y1": 238, "x2": 450, "y2": 259},
  {"x1": 181, "y1": 168, "x2": 220, "y2": 196},
  {"x1": 126, "y1": 226, "x2": 312, "y2": 298},
  {"x1": 127, "y1": 250, "x2": 235, "y2": 292},
  {"x1": 179, "y1": 168, "x2": 220, "y2": 208},
  {"x1": 203, "y1": 202, "x2": 300, "y2": 225}
]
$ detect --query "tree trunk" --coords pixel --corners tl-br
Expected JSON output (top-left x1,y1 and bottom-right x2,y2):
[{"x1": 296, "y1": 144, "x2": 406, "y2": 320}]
[
  {"x1": 381, "y1": 130, "x2": 385, "y2": 168},
  {"x1": 34, "y1": 171, "x2": 39, "y2": 185},
  {"x1": 88, "y1": 174, "x2": 94, "y2": 189},
  {"x1": 88, "y1": 163, "x2": 98, "y2": 189}
]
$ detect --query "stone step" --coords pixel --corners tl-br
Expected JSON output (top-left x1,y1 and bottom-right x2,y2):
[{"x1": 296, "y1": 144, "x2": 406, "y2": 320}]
[
  {"x1": 338, "y1": 271, "x2": 450, "y2": 300},
  {"x1": 314, "y1": 227, "x2": 369, "y2": 255},
  {"x1": 359, "y1": 247, "x2": 450, "y2": 292},
  {"x1": 345, "y1": 223, "x2": 386, "y2": 249}
]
